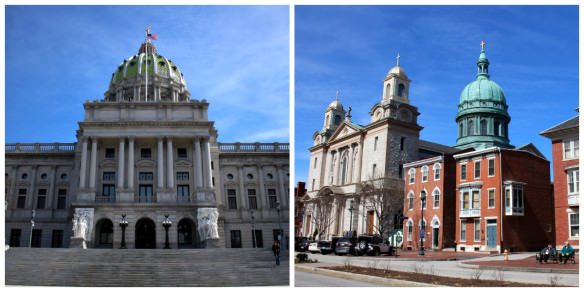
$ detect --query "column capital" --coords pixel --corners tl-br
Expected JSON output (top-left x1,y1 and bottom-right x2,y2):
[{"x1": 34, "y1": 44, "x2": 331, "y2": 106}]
[
  {"x1": 128, "y1": 136, "x2": 135, "y2": 142},
  {"x1": 165, "y1": 136, "x2": 173, "y2": 141},
  {"x1": 119, "y1": 136, "x2": 126, "y2": 143},
  {"x1": 90, "y1": 136, "x2": 98, "y2": 143},
  {"x1": 194, "y1": 136, "x2": 201, "y2": 143},
  {"x1": 157, "y1": 136, "x2": 164, "y2": 142}
]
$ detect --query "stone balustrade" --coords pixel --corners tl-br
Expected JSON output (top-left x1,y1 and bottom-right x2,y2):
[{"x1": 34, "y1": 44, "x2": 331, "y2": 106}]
[
  {"x1": 5, "y1": 143, "x2": 75, "y2": 152},
  {"x1": 218, "y1": 142, "x2": 289, "y2": 152}
]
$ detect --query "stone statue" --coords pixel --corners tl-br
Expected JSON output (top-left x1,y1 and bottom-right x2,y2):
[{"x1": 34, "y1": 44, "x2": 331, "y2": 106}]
[
  {"x1": 72, "y1": 208, "x2": 94, "y2": 240},
  {"x1": 347, "y1": 106, "x2": 352, "y2": 117},
  {"x1": 197, "y1": 208, "x2": 219, "y2": 240}
]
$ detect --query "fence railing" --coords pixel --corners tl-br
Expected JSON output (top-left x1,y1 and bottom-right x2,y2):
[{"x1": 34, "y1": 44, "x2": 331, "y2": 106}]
[
  {"x1": 218, "y1": 142, "x2": 289, "y2": 152},
  {"x1": 6, "y1": 143, "x2": 75, "y2": 153}
]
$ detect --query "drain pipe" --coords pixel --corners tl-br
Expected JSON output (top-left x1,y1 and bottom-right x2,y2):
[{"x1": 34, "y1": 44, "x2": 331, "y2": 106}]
[{"x1": 499, "y1": 148, "x2": 504, "y2": 254}]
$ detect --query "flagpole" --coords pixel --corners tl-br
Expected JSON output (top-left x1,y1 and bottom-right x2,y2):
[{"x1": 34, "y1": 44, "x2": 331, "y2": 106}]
[{"x1": 145, "y1": 35, "x2": 148, "y2": 102}]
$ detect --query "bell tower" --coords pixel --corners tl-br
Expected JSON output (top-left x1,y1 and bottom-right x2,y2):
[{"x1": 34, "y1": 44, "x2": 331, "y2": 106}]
[{"x1": 382, "y1": 53, "x2": 411, "y2": 104}]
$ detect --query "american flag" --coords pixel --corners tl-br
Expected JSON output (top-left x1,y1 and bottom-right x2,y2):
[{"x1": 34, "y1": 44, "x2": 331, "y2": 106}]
[{"x1": 147, "y1": 34, "x2": 158, "y2": 40}]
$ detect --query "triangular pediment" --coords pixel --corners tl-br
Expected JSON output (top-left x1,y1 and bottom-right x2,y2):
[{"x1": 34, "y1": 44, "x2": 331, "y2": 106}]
[{"x1": 328, "y1": 122, "x2": 362, "y2": 142}]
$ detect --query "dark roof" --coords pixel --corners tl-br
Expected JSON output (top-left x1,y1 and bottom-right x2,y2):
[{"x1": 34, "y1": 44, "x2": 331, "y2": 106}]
[
  {"x1": 515, "y1": 143, "x2": 546, "y2": 160},
  {"x1": 346, "y1": 120, "x2": 364, "y2": 130},
  {"x1": 540, "y1": 116, "x2": 578, "y2": 136},
  {"x1": 419, "y1": 139, "x2": 459, "y2": 154}
]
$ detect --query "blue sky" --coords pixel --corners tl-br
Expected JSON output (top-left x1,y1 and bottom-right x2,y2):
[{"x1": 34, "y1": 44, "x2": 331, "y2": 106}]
[
  {"x1": 5, "y1": 5, "x2": 289, "y2": 144},
  {"x1": 295, "y1": 5, "x2": 579, "y2": 183}
]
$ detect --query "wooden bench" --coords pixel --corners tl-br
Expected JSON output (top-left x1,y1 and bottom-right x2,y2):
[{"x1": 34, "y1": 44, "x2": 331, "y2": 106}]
[{"x1": 536, "y1": 251, "x2": 559, "y2": 263}]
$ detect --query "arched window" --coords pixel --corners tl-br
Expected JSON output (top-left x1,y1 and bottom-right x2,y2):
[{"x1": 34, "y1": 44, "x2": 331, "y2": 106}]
[
  {"x1": 433, "y1": 188, "x2": 441, "y2": 208},
  {"x1": 340, "y1": 156, "x2": 348, "y2": 185},
  {"x1": 494, "y1": 120, "x2": 500, "y2": 136},
  {"x1": 480, "y1": 119, "x2": 487, "y2": 135},
  {"x1": 96, "y1": 219, "x2": 113, "y2": 248},
  {"x1": 459, "y1": 123, "x2": 464, "y2": 137},
  {"x1": 408, "y1": 168, "x2": 415, "y2": 184},
  {"x1": 334, "y1": 115, "x2": 341, "y2": 125},
  {"x1": 467, "y1": 120, "x2": 474, "y2": 136},
  {"x1": 178, "y1": 218, "x2": 197, "y2": 248},
  {"x1": 385, "y1": 83, "x2": 391, "y2": 97},
  {"x1": 398, "y1": 84, "x2": 405, "y2": 97},
  {"x1": 407, "y1": 191, "x2": 415, "y2": 210},
  {"x1": 433, "y1": 163, "x2": 441, "y2": 181},
  {"x1": 421, "y1": 166, "x2": 428, "y2": 182},
  {"x1": 406, "y1": 220, "x2": 414, "y2": 241}
]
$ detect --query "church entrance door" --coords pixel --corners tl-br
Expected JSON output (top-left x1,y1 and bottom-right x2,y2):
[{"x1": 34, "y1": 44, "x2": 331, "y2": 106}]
[
  {"x1": 135, "y1": 218, "x2": 156, "y2": 249},
  {"x1": 367, "y1": 211, "x2": 374, "y2": 234}
]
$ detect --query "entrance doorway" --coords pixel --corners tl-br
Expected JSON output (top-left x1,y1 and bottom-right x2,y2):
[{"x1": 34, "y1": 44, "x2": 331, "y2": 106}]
[
  {"x1": 486, "y1": 219, "x2": 497, "y2": 249},
  {"x1": 177, "y1": 218, "x2": 198, "y2": 248},
  {"x1": 432, "y1": 228, "x2": 439, "y2": 249},
  {"x1": 95, "y1": 219, "x2": 113, "y2": 248},
  {"x1": 367, "y1": 211, "x2": 374, "y2": 234},
  {"x1": 135, "y1": 218, "x2": 156, "y2": 249}
]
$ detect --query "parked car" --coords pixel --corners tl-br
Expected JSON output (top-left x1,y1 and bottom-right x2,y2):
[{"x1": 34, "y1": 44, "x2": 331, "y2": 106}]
[
  {"x1": 355, "y1": 234, "x2": 390, "y2": 256},
  {"x1": 318, "y1": 241, "x2": 334, "y2": 255},
  {"x1": 295, "y1": 237, "x2": 309, "y2": 252},
  {"x1": 334, "y1": 237, "x2": 357, "y2": 255},
  {"x1": 308, "y1": 241, "x2": 320, "y2": 253}
]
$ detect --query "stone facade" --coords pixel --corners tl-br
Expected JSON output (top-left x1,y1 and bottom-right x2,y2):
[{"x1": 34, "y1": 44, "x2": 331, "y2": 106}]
[{"x1": 5, "y1": 40, "x2": 289, "y2": 250}]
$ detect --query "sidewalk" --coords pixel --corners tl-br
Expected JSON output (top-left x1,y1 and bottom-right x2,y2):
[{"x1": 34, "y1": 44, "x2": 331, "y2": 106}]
[{"x1": 460, "y1": 253, "x2": 579, "y2": 274}]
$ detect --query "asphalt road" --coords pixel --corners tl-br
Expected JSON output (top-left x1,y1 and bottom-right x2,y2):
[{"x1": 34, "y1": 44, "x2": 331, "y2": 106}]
[
  {"x1": 297, "y1": 252, "x2": 579, "y2": 286},
  {"x1": 295, "y1": 270, "x2": 380, "y2": 287}
]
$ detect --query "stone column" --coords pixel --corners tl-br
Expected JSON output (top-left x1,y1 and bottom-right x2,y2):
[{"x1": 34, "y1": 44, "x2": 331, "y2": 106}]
[
  {"x1": 9, "y1": 167, "x2": 18, "y2": 208},
  {"x1": 356, "y1": 139, "x2": 364, "y2": 182},
  {"x1": 257, "y1": 165, "x2": 265, "y2": 209},
  {"x1": 47, "y1": 166, "x2": 57, "y2": 209},
  {"x1": 157, "y1": 137, "x2": 164, "y2": 189},
  {"x1": 238, "y1": 166, "x2": 246, "y2": 208},
  {"x1": 194, "y1": 137, "x2": 203, "y2": 188},
  {"x1": 333, "y1": 151, "x2": 340, "y2": 185},
  {"x1": 202, "y1": 138, "x2": 213, "y2": 188},
  {"x1": 127, "y1": 137, "x2": 135, "y2": 190},
  {"x1": 29, "y1": 166, "x2": 38, "y2": 209},
  {"x1": 276, "y1": 165, "x2": 287, "y2": 208},
  {"x1": 79, "y1": 138, "x2": 88, "y2": 188},
  {"x1": 166, "y1": 137, "x2": 174, "y2": 189},
  {"x1": 89, "y1": 137, "x2": 98, "y2": 189},
  {"x1": 347, "y1": 145, "x2": 355, "y2": 183},
  {"x1": 118, "y1": 137, "x2": 125, "y2": 189}
]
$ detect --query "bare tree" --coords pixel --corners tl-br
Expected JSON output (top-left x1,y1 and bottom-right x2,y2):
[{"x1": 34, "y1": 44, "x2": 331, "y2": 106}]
[
  {"x1": 310, "y1": 194, "x2": 336, "y2": 240},
  {"x1": 359, "y1": 177, "x2": 404, "y2": 238}
]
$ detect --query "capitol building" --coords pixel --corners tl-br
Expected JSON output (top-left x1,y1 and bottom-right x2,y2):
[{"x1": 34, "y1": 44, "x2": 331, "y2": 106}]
[{"x1": 5, "y1": 39, "x2": 289, "y2": 250}]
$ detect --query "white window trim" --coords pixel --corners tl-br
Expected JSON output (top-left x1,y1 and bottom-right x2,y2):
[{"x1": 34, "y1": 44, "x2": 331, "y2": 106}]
[
  {"x1": 460, "y1": 163, "x2": 467, "y2": 181},
  {"x1": 487, "y1": 158, "x2": 495, "y2": 177},
  {"x1": 568, "y1": 210, "x2": 579, "y2": 239},
  {"x1": 474, "y1": 219, "x2": 481, "y2": 242},
  {"x1": 406, "y1": 219, "x2": 414, "y2": 241},
  {"x1": 474, "y1": 160, "x2": 481, "y2": 179},
  {"x1": 433, "y1": 163, "x2": 441, "y2": 181},
  {"x1": 409, "y1": 168, "x2": 415, "y2": 185},
  {"x1": 421, "y1": 165, "x2": 428, "y2": 182},
  {"x1": 407, "y1": 191, "x2": 415, "y2": 210},
  {"x1": 432, "y1": 187, "x2": 440, "y2": 209},
  {"x1": 567, "y1": 169, "x2": 579, "y2": 195},
  {"x1": 487, "y1": 188, "x2": 496, "y2": 209},
  {"x1": 460, "y1": 220, "x2": 466, "y2": 242},
  {"x1": 563, "y1": 138, "x2": 579, "y2": 161}
]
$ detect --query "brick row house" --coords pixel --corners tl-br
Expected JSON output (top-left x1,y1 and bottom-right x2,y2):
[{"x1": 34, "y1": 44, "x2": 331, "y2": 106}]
[{"x1": 540, "y1": 111, "x2": 579, "y2": 251}]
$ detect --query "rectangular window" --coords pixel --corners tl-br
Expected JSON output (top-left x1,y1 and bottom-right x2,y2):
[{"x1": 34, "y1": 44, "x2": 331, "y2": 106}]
[
  {"x1": 51, "y1": 230, "x2": 64, "y2": 248},
  {"x1": 139, "y1": 172, "x2": 153, "y2": 181},
  {"x1": 505, "y1": 184, "x2": 524, "y2": 215},
  {"x1": 31, "y1": 229, "x2": 42, "y2": 248},
  {"x1": 176, "y1": 172, "x2": 189, "y2": 181},
  {"x1": 400, "y1": 137, "x2": 405, "y2": 151},
  {"x1": 102, "y1": 184, "x2": 115, "y2": 201},
  {"x1": 10, "y1": 229, "x2": 21, "y2": 247},
  {"x1": 311, "y1": 179, "x2": 315, "y2": 191},
  {"x1": 433, "y1": 191, "x2": 440, "y2": 208},
  {"x1": 569, "y1": 212, "x2": 579, "y2": 238},
  {"x1": 57, "y1": 189, "x2": 67, "y2": 209},
  {"x1": 17, "y1": 188, "x2": 27, "y2": 208},
  {"x1": 408, "y1": 196, "x2": 414, "y2": 210},
  {"x1": 103, "y1": 172, "x2": 115, "y2": 181},
  {"x1": 248, "y1": 189, "x2": 257, "y2": 209},
  {"x1": 105, "y1": 148, "x2": 115, "y2": 159},
  {"x1": 141, "y1": 148, "x2": 152, "y2": 159},
  {"x1": 407, "y1": 223, "x2": 413, "y2": 241},
  {"x1": 230, "y1": 230, "x2": 242, "y2": 248},
  {"x1": 434, "y1": 166, "x2": 441, "y2": 181},
  {"x1": 474, "y1": 219, "x2": 481, "y2": 242},
  {"x1": 462, "y1": 191, "x2": 470, "y2": 209},
  {"x1": 268, "y1": 188, "x2": 278, "y2": 209},
  {"x1": 472, "y1": 190, "x2": 480, "y2": 209},
  {"x1": 37, "y1": 189, "x2": 47, "y2": 209},
  {"x1": 488, "y1": 189, "x2": 495, "y2": 208},
  {"x1": 409, "y1": 169, "x2": 415, "y2": 184},
  {"x1": 177, "y1": 148, "x2": 187, "y2": 159},
  {"x1": 461, "y1": 164, "x2": 467, "y2": 181},
  {"x1": 567, "y1": 169, "x2": 579, "y2": 194},
  {"x1": 227, "y1": 189, "x2": 237, "y2": 209},
  {"x1": 177, "y1": 185, "x2": 190, "y2": 202},
  {"x1": 314, "y1": 157, "x2": 318, "y2": 168},
  {"x1": 460, "y1": 221, "x2": 466, "y2": 242},
  {"x1": 372, "y1": 164, "x2": 377, "y2": 178},
  {"x1": 474, "y1": 161, "x2": 481, "y2": 179},
  {"x1": 139, "y1": 185, "x2": 153, "y2": 202},
  {"x1": 251, "y1": 229, "x2": 263, "y2": 248},
  {"x1": 422, "y1": 167, "x2": 428, "y2": 182},
  {"x1": 374, "y1": 136, "x2": 378, "y2": 151},
  {"x1": 564, "y1": 138, "x2": 579, "y2": 160},
  {"x1": 488, "y1": 159, "x2": 495, "y2": 177}
]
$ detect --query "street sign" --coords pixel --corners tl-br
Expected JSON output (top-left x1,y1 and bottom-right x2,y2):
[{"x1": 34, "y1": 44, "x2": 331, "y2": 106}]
[
  {"x1": 399, "y1": 216, "x2": 409, "y2": 220},
  {"x1": 419, "y1": 230, "x2": 425, "y2": 238}
]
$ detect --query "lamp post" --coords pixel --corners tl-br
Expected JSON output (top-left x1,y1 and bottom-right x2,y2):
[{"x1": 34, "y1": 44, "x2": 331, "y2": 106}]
[
  {"x1": 29, "y1": 209, "x2": 36, "y2": 248},
  {"x1": 348, "y1": 201, "x2": 354, "y2": 237},
  {"x1": 119, "y1": 214, "x2": 128, "y2": 249},
  {"x1": 250, "y1": 209, "x2": 257, "y2": 248},
  {"x1": 419, "y1": 192, "x2": 426, "y2": 256},
  {"x1": 162, "y1": 214, "x2": 172, "y2": 249},
  {"x1": 276, "y1": 201, "x2": 283, "y2": 248}
]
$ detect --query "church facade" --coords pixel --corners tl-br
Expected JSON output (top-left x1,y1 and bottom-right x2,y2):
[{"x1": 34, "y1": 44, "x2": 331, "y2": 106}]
[
  {"x1": 301, "y1": 58, "x2": 456, "y2": 240},
  {"x1": 5, "y1": 39, "x2": 289, "y2": 249}
]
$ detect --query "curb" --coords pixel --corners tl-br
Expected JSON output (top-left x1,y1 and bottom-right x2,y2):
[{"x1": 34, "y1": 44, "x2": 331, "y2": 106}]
[
  {"x1": 457, "y1": 262, "x2": 579, "y2": 274},
  {"x1": 295, "y1": 265, "x2": 444, "y2": 287}
]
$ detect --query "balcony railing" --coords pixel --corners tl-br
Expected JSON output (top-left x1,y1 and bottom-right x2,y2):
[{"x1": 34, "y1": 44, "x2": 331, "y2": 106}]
[
  {"x1": 95, "y1": 195, "x2": 115, "y2": 203},
  {"x1": 505, "y1": 207, "x2": 524, "y2": 216},
  {"x1": 568, "y1": 194, "x2": 579, "y2": 206},
  {"x1": 459, "y1": 208, "x2": 481, "y2": 218},
  {"x1": 6, "y1": 143, "x2": 75, "y2": 153},
  {"x1": 218, "y1": 142, "x2": 289, "y2": 153}
]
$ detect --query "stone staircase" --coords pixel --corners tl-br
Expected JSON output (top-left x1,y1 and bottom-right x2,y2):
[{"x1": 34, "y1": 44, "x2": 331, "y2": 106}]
[{"x1": 5, "y1": 247, "x2": 289, "y2": 286}]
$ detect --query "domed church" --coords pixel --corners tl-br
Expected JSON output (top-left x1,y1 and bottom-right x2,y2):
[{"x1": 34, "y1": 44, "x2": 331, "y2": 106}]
[{"x1": 5, "y1": 36, "x2": 289, "y2": 250}]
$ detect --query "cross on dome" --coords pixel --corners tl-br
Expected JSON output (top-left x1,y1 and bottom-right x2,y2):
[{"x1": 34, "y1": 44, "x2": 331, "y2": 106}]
[
  {"x1": 480, "y1": 40, "x2": 486, "y2": 50},
  {"x1": 396, "y1": 53, "x2": 400, "y2": 66}
]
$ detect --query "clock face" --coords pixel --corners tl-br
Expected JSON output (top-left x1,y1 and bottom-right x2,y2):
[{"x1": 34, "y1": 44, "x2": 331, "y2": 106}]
[{"x1": 375, "y1": 110, "x2": 382, "y2": 120}]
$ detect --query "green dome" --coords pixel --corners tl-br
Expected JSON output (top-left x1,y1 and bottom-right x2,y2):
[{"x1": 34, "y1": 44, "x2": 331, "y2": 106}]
[{"x1": 459, "y1": 76, "x2": 506, "y2": 104}]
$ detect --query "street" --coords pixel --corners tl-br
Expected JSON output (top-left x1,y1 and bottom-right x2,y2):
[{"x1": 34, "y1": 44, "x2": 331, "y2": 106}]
[{"x1": 295, "y1": 270, "x2": 379, "y2": 287}]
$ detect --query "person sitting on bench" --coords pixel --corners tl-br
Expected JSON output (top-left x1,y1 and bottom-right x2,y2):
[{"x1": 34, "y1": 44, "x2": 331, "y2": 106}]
[
  {"x1": 539, "y1": 244, "x2": 555, "y2": 263},
  {"x1": 560, "y1": 241, "x2": 574, "y2": 264}
]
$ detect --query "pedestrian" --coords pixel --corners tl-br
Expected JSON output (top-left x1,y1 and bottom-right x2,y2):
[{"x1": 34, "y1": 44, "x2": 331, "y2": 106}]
[
  {"x1": 272, "y1": 240, "x2": 280, "y2": 265},
  {"x1": 538, "y1": 244, "x2": 555, "y2": 263},
  {"x1": 560, "y1": 241, "x2": 574, "y2": 264}
]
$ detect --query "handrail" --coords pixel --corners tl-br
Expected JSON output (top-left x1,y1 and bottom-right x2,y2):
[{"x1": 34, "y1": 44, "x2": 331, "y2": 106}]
[
  {"x1": 218, "y1": 142, "x2": 289, "y2": 152},
  {"x1": 5, "y1": 143, "x2": 76, "y2": 153}
]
